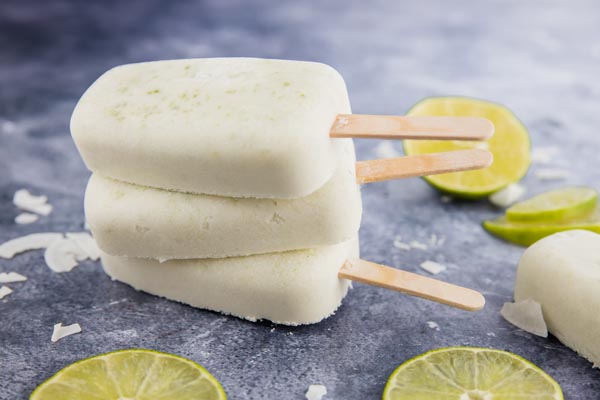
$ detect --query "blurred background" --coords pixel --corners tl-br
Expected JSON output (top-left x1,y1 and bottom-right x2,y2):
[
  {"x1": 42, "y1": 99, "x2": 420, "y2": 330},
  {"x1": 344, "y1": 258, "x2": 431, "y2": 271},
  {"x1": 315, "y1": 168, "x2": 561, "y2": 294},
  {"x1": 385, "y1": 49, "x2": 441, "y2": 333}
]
[{"x1": 1, "y1": 1, "x2": 599, "y2": 399}]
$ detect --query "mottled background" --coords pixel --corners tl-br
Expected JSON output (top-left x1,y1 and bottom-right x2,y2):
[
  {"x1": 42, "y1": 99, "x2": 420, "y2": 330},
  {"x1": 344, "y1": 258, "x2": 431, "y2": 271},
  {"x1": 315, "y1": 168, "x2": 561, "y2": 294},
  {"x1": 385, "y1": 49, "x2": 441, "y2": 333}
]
[{"x1": 1, "y1": 0, "x2": 600, "y2": 399}]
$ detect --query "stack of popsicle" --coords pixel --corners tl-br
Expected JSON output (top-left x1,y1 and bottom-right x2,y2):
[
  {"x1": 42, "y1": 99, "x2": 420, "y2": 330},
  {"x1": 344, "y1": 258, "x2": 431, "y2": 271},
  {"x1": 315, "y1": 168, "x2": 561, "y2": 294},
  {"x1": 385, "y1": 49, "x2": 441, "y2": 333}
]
[{"x1": 71, "y1": 58, "x2": 491, "y2": 325}]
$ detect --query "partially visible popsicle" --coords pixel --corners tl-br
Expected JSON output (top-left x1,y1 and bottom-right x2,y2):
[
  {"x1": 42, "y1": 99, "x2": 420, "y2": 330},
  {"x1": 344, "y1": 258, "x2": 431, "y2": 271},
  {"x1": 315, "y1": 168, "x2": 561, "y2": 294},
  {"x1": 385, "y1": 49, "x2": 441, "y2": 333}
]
[
  {"x1": 102, "y1": 238, "x2": 358, "y2": 325},
  {"x1": 515, "y1": 230, "x2": 600, "y2": 366},
  {"x1": 85, "y1": 139, "x2": 360, "y2": 259},
  {"x1": 71, "y1": 58, "x2": 350, "y2": 198}
]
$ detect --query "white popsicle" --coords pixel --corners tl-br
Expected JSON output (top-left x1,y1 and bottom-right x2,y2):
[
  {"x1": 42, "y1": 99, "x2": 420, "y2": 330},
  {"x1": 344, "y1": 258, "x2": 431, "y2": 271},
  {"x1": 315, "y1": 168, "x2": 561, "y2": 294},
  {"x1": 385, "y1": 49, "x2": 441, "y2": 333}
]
[
  {"x1": 102, "y1": 238, "x2": 358, "y2": 325},
  {"x1": 86, "y1": 139, "x2": 360, "y2": 259},
  {"x1": 515, "y1": 230, "x2": 600, "y2": 366},
  {"x1": 71, "y1": 58, "x2": 351, "y2": 198}
]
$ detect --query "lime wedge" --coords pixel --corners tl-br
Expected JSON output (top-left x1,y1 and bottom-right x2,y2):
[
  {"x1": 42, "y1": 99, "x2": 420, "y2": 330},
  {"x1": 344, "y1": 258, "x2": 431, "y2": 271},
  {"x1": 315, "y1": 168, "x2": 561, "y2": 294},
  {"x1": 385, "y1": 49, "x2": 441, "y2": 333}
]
[
  {"x1": 30, "y1": 349, "x2": 226, "y2": 400},
  {"x1": 484, "y1": 208, "x2": 600, "y2": 246},
  {"x1": 404, "y1": 97, "x2": 530, "y2": 198},
  {"x1": 383, "y1": 347, "x2": 562, "y2": 400},
  {"x1": 506, "y1": 186, "x2": 597, "y2": 222}
]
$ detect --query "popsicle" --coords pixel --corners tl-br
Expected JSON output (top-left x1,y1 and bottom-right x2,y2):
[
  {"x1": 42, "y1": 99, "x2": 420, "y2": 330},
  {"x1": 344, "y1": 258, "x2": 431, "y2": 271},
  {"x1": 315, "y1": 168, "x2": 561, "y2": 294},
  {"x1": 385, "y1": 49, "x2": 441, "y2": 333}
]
[
  {"x1": 86, "y1": 139, "x2": 361, "y2": 259},
  {"x1": 102, "y1": 236, "x2": 485, "y2": 325},
  {"x1": 71, "y1": 58, "x2": 494, "y2": 199},
  {"x1": 515, "y1": 230, "x2": 600, "y2": 366},
  {"x1": 102, "y1": 238, "x2": 359, "y2": 325}
]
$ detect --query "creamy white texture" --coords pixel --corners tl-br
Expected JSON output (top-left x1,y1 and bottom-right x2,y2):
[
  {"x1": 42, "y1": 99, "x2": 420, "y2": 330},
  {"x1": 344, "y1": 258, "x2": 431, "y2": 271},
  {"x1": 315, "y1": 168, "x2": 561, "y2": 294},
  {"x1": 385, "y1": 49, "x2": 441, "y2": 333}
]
[
  {"x1": 101, "y1": 238, "x2": 358, "y2": 325},
  {"x1": 86, "y1": 139, "x2": 360, "y2": 259},
  {"x1": 515, "y1": 230, "x2": 600, "y2": 366},
  {"x1": 71, "y1": 58, "x2": 351, "y2": 198}
]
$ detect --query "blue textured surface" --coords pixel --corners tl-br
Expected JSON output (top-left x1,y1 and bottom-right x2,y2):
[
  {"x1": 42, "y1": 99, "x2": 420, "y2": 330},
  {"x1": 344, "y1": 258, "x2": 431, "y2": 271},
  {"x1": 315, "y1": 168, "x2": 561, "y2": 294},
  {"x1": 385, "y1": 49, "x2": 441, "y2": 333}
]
[{"x1": 1, "y1": 1, "x2": 600, "y2": 398}]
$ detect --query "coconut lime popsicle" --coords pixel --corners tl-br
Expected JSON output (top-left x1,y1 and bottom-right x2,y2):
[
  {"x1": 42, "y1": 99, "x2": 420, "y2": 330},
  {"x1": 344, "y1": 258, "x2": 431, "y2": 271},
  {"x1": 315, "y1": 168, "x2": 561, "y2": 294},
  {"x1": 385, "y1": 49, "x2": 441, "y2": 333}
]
[
  {"x1": 515, "y1": 230, "x2": 600, "y2": 366},
  {"x1": 86, "y1": 139, "x2": 360, "y2": 259},
  {"x1": 102, "y1": 238, "x2": 358, "y2": 325}
]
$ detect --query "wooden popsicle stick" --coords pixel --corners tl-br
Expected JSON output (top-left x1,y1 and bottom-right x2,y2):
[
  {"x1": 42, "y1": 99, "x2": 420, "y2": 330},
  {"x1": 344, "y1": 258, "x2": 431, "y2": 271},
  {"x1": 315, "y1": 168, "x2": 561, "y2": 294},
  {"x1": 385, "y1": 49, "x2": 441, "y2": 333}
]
[
  {"x1": 331, "y1": 114, "x2": 494, "y2": 141},
  {"x1": 355, "y1": 149, "x2": 493, "y2": 184},
  {"x1": 339, "y1": 259, "x2": 485, "y2": 311}
]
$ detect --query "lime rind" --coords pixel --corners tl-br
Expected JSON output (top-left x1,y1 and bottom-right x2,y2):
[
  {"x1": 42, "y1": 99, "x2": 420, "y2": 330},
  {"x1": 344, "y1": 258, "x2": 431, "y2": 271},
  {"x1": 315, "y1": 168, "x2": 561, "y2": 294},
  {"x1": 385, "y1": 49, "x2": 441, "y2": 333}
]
[
  {"x1": 404, "y1": 97, "x2": 531, "y2": 199},
  {"x1": 382, "y1": 346, "x2": 563, "y2": 400},
  {"x1": 506, "y1": 186, "x2": 598, "y2": 222},
  {"x1": 30, "y1": 348, "x2": 227, "y2": 400},
  {"x1": 483, "y1": 209, "x2": 600, "y2": 246}
]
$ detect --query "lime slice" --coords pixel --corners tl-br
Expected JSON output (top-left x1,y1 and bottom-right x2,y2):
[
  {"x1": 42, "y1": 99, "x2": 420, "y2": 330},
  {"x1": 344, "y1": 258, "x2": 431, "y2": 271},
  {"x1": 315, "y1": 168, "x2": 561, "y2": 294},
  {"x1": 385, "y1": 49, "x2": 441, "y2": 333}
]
[
  {"x1": 484, "y1": 208, "x2": 600, "y2": 246},
  {"x1": 404, "y1": 97, "x2": 530, "y2": 198},
  {"x1": 506, "y1": 186, "x2": 598, "y2": 222},
  {"x1": 31, "y1": 349, "x2": 226, "y2": 400},
  {"x1": 383, "y1": 347, "x2": 562, "y2": 400}
]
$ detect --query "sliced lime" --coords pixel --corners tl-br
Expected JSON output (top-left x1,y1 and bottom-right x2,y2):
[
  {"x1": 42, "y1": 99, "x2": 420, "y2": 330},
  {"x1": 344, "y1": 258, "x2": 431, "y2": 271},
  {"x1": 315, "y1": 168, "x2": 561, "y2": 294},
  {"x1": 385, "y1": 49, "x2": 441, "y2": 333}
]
[
  {"x1": 404, "y1": 97, "x2": 530, "y2": 198},
  {"x1": 383, "y1": 347, "x2": 562, "y2": 400},
  {"x1": 484, "y1": 208, "x2": 600, "y2": 246},
  {"x1": 30, "y1": 349, "x2": 226, "y2": 400},
  {"x1": 506, "y1": 186, "x2": 597, "y2": 222}
]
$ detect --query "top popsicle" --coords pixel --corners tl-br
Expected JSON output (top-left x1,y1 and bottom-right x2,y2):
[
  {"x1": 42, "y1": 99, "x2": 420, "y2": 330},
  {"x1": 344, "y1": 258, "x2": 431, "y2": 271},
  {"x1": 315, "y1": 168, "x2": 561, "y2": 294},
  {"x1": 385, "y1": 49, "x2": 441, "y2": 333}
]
[
  {"x1": 71, "y1": 58, "x2": 493, "y2": 199},
  {"x1": 71, "y1": 58, "x2": 351, "y2": 198}
]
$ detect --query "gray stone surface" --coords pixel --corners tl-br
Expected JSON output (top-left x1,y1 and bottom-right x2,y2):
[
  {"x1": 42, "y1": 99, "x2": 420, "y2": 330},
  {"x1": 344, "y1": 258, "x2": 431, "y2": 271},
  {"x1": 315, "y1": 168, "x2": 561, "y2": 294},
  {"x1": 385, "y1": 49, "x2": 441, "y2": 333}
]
[{"x1": 1, "y1": 0, "x2": 600, "y2": 398}]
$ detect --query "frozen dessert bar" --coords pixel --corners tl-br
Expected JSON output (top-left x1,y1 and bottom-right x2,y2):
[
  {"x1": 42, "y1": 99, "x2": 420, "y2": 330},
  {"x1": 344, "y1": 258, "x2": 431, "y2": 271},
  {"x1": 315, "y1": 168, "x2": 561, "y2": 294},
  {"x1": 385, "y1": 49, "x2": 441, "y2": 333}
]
[
  {"x1": 102, "y1": 237, "x2": 358, "y2": 325},
  {"x1": 515, "y1": 230, "x2": 600, "y2": 366},
  {"x1": 86, "y1": 139, "x2": 360, "y2": 259},
  {"x1": 71, "y1": 58, "x2": 350, "y2": 198}
]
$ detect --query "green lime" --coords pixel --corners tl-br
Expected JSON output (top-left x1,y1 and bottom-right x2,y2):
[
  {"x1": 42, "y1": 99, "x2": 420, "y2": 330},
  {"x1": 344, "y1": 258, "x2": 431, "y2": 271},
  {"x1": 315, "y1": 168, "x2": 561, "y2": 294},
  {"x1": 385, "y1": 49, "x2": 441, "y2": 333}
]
[
  {"x1": 506, "y1": 186, "x2": 597, "y2": 222},
  {"x1": 483, "y1": 209, "x2": 600, "y2": 246},
  {"x1": 383, "y1": 347, "x2": 562, "y2": 400},
  {"x1": 404, "y1": 97, "x2": 530, "y2": 198},
  {"x1": 31, "y1": 349, "x2": 226, "y2": 400}
]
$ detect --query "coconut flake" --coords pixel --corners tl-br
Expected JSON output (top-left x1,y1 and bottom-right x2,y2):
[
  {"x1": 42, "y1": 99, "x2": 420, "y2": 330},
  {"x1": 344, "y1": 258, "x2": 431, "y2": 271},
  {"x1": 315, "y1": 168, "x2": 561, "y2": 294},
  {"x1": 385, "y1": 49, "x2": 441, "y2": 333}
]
[
  {"x1": 0, "y1": 286, "x2": 13, "y2": 299},
  {"x1": 489, "y1": 183, "x2": 526, "y2": 208},
  {"x1": 393, "y1": 237, "x2": 411, "y2": 251},
  {"x1": 486, "y1": 332, "x2": 496, "y2": 337},
  {"x1": 500, "y1": 299, "x2": 548, "y2": 337},
  {"x1": 440, "y1": 195, "x2": 452, "y2": 203},
  {"x1": 535, "y1": 168, "x2": 570, "y2": 181},
  {"x1": 531, "y1": 146, "x2": 559, "y2": 164},
  {"x1": 409, "y1": 240, "x2": 428, "y2": 250},
  {"x1": 51, "y1": 323, "x2": 82, "y2": 342},
  {"x1": 44, "y1": 238, "x2": 87, "y2": 273},
  {"x1": 374, "y1": 141, "x2": 401, "y2": 159},
  {"x1": 420, "y1": 260, "x2": 446, "y2": 275},
  {"x1": 15, "y1": 213, "x2": 39, "y2": 225},
  {"x1": 427, "y1": 321, "x2": 440, "y2": 331},
  {"x1": 13, "y1": 189, "x2": 53, "y2": 216},
  {"x1": 305, "y1": 384, "x2": 327, "y2": 400},
  {"x1": 66, "y1": 232, "x2": 100, "y2": 261},
  {"x1": 0, "y1": 233, "x2": 63, "y2": 259},
  {"x1": 0, "y1": 272, "x2": 27, "y2": 283}
]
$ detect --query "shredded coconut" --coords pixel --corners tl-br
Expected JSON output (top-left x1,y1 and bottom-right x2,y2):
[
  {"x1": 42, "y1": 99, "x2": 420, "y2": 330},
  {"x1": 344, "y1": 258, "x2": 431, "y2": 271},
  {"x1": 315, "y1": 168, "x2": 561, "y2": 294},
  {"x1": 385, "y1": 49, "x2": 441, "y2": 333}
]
[
  {"x1": 440, "y1": 195, "x2": 452, "y2": 203},
  {"x1": 486, "y1": 332, "x2": 496, "y2": 337},
  {"x1": 51, "y1": 323, "x2": 82, "y2": 342},
  {"x1": 15, "y1": 213, "x2": 39, "y2": 225},
  {"x1": 0, "y1": 233, "x2": 63, "y2": 259},
  {"x1": 393, "y1": 237, "x2": 411, "y2": 250},
  {"x1": 0, "y1": 272, "x2": 27, "y2": 283},
  {"x1": 374, "y1": 141, "x2": 401, "y2": 159},
  {"x1": 500, "y1": 299, "x2": 548, "y2": 337},
  {"x1": 489, "y1": 183, "x2": 526, "y2": 208},
  {"x1": 409, "y1": 240, "x2": 428, "y2": 250},
  {"x1": 66, "y1": 232, "x2": 100, "y2": 261},
  {"x1": 44, "y1": 238, "x2": 85, "y2": 273},
  {"x1": 426, "y1": 321, "x2": 440, "y2": 331},
  {"x1": 305, "y1": 384, "x2": 327, "y2": 400},
  {"x1": 13, "y1": 189, "x2": 53, "y2": 216},
  {"x1": 0, "y1": 286, "x2": 13, "y2": 299},
  {"x1": 531, "y1": 146, "x2": 559, "y2": 164},
  {"x1": 420, "y1": 260, "x2": 447, "y2": 275},
  {"x1": 534, "y1": 168, "x2": 570, "y2": 181}
]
